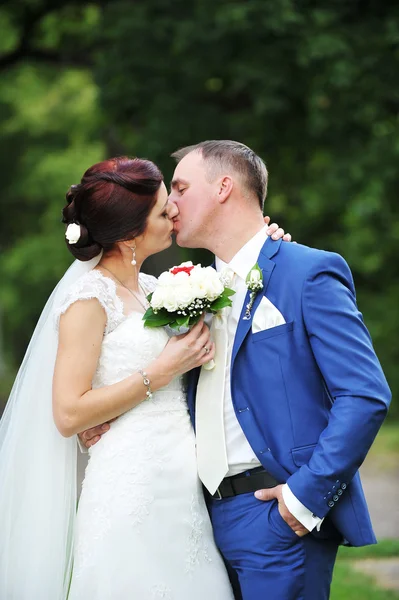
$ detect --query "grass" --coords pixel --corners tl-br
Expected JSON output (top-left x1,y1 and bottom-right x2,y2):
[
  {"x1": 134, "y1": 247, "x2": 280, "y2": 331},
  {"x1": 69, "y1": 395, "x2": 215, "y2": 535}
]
[
  {"x1": 371, "y1": 423, "x2": 399, "y2": 456},
  {"x1": 331, "y1": 560, "x2": 399, "y2": 600},
  {"x1": 338, "y1": 539, "x2": 399, "y2": 560},
  {"x1": 331, "y1": 539, "x2": 399, "y2": 599},
  {"x1": 331, "y1": 423, "x2": 399, "y2": 598},
  {"x1": 366, "y1": 422, "x2": 399, "y2": 470}
]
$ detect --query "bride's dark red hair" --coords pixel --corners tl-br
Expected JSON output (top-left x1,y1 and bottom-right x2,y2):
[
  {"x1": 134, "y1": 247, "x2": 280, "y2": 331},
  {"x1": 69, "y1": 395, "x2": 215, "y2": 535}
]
[{"x1": 62, "y1": 156, "x2": 163, "y2": 261}]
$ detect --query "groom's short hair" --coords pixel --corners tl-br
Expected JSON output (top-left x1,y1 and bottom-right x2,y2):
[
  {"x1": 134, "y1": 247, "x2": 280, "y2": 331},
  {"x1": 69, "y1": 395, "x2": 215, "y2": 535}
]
[{"x1": 171, "y1": 140, "x2": 268, "y2": 210}]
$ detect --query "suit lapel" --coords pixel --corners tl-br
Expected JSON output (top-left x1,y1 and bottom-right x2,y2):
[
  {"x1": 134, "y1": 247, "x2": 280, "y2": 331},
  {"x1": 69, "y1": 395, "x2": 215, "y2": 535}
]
[
  {"x1": 186, "y1": 367, "x2": 200, "y2": 427},
  {"x1": 231, "y1": 237, "x2": 282, "y2": 364},
  {"x1": 189, "y1": 239, "x2": 282, "y2": 412}
]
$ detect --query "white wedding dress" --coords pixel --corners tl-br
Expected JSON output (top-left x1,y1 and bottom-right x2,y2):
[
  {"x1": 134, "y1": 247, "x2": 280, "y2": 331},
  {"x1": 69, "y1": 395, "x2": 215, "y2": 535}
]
[{"x1": 55, "y1": 270, "x2": 233, "y2": 600}]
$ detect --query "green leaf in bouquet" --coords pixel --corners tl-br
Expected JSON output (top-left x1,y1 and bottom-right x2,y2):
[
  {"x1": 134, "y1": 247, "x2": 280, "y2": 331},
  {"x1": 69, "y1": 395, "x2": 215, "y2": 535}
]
[
  {"x1": 210, "y1": 296, "x2": 233, "y2": 311},
  {"x1": 143, "y1": 306, "x2": 154, "y2": 320},
  {"x1": 142, "y1": 307, "x2": 172, "y2": 327},
  {"x1": 176, "y1": 315, "x2": 191, "y2": 327},
  {"x1": 170, "y1": 315, "x2": 191, "y2": 330},
  {"x1": 144, "y1": 315, "x2": 173, "y2": 327},
  {"x1": 223, "y1": 287, "x2": 236, "y2": 297},
  {"x1": 189, "y1": 314, "x2": 203, "y2": 326}
]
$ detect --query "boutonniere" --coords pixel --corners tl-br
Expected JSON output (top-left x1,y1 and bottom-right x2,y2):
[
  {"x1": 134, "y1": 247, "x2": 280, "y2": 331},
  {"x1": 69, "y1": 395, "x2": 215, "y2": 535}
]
[{"x1": 243, "y1": 263, "x2": 263, "y2": 320}]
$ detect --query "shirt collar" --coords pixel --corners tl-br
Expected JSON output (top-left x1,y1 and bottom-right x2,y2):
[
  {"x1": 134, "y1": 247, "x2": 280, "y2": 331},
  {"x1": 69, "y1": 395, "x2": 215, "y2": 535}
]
[{"x1": 215, "y1": 226, "x2": 268, "y2": 280}]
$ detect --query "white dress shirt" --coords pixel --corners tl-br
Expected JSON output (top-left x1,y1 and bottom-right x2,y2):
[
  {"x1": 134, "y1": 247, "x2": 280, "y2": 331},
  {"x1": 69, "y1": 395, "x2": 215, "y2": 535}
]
[{"x1": 216, "y1": 226, "x2": 323, "y2": 532}]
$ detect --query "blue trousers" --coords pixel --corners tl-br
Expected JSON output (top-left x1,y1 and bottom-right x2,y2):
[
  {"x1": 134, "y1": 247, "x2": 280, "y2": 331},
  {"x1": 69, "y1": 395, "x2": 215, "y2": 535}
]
[{"x1": 209, "y1": 492, "x2": 339, "y2": 600}]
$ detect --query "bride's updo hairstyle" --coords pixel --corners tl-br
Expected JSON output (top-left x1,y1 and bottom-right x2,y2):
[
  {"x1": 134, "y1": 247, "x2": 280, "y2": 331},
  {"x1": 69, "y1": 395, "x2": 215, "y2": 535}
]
[{"x1": 62, "y1": 156, "x2": 163, "y2": 261}]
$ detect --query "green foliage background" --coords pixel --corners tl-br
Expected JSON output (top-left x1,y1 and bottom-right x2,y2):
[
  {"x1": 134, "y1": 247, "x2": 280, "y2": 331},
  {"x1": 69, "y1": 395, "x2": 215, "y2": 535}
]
[{"x1": 0, "y1": 0, "x2": 398, "y2": 416}]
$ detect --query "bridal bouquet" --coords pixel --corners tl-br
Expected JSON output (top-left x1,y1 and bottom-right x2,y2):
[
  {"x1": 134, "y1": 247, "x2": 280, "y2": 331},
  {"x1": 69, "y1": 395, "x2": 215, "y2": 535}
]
[{"x1": 143, "y1": 261, "x2": 235, "y2": 332}]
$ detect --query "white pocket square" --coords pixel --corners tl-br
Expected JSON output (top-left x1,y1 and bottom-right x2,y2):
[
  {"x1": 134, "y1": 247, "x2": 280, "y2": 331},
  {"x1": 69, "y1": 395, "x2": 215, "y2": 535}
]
[{"x1": 251, "y1": 296, "x2": 286, "y2": 334}]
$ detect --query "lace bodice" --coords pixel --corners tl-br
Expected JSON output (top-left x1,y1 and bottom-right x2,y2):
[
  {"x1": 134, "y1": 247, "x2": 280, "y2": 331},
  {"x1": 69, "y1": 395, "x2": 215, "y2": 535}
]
[
  {"x1": 55, "y1": 269, "x2": 157, "y2": 335},
  {"x1": 54, "y1": 269, "x2": 184, "y2": 405}
]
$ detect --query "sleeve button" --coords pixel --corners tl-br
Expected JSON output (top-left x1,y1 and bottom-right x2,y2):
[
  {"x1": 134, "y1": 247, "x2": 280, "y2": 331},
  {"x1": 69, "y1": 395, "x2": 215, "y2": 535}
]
[
  {"x1": 341, "y1": 483, "x2": 347, "y2": 490},
  {"x1": 328, "y1": 500, "x2": 335, "y2": 508},
  {"x1": 337, "y1": 489, "x2": 343, "y2": 496},
  {"x1": 333, "y1": 495, "x2": 339, "y2": 502}
]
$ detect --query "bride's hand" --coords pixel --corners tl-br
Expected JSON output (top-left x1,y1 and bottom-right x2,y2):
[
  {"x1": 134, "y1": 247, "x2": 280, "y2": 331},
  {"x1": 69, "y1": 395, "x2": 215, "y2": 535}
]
[
  {"x1": 78, "y1": 418, "x2": 116, "y2": 449},
  {"x1": 78, "y1": 320, "x2": 214, "y2": 448},
  {"x1": 264, "y1": 215, "x2": 293, "y2": 242},
  {"x1": 154, "y1": 318, "x2": 215, "y2": 380}
]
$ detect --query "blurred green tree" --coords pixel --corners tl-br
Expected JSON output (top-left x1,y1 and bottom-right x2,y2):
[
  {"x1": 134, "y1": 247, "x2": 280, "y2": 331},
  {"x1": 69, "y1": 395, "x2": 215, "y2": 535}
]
[
  {"x1": 0, "y1": 1, "x2": 105, "y2": 367},
  {"x1": 96, "y1": 0, "x2": 399, "y2": 417},
  {"x1": 0, "y1": 0, "x2": 398, "y2": 415}
]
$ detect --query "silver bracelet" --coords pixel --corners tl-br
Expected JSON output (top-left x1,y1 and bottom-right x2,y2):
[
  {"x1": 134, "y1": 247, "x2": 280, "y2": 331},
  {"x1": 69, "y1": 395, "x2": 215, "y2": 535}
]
[{"x1": 138, "y1": 369, "x2": 153, "y2": 400}]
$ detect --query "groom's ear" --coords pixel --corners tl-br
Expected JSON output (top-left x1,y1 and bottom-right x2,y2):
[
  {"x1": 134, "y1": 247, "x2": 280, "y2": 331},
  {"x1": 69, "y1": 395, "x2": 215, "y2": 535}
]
[{"x1": 217, "y1": 176, "x2": 234, "y2": 204}]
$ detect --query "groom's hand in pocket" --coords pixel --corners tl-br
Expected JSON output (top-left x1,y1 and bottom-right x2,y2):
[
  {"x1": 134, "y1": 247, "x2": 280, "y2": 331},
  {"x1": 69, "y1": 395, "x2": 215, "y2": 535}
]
[{"x1": 255, "y1": 484, "x2": 310, "y2": 537}]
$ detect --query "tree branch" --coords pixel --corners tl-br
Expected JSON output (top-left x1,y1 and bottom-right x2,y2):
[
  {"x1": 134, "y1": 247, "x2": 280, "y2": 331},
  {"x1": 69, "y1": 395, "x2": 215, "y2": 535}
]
[
  {"x1": 0, "y1": 48, "x2": 93, "y2": 70},
  {"x1": 0, "y1": 1, "x2": 100, "y2": 72}
]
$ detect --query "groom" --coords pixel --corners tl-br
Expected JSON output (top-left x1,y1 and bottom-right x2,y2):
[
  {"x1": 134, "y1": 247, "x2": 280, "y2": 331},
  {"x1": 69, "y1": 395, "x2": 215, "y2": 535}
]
[
  {"x1": 167, "y1": 141, "x2": 391, "y2": 599},
  {"x1": 83, "y1": 140, "x2": 391, "y2": 599}
]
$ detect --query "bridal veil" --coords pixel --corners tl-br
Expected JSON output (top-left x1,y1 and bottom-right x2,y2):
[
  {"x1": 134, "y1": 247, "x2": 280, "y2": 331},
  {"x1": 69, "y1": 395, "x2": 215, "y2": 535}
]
[{"x1": 0, "y1": 255, "x2": 100, "y2": 600}]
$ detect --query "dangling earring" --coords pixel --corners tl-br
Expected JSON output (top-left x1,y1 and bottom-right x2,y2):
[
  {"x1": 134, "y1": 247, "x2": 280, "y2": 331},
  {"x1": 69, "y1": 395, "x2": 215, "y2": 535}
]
[{"x1": 131, "y1": 245, "x2": 137, "y2": 266}]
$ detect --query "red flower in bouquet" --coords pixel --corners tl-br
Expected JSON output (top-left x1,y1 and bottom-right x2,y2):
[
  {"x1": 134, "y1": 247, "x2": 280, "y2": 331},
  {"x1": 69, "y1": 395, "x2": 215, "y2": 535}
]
[{"x1": 170, "y1": 265, "x2": 195, "y2": 276}]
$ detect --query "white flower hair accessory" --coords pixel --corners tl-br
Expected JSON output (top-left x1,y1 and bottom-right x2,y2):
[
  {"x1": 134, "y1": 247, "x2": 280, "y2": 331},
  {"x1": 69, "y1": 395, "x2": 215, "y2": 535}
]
[{"x1": 65, "y1": 223, "x2": 81, "y2": 245}]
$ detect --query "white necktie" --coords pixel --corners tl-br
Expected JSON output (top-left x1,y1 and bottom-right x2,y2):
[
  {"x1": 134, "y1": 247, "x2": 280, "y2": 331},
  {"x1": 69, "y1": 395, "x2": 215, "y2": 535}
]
[{"x1": 195, "y1": 268, "x2": 235, "y2": 495}]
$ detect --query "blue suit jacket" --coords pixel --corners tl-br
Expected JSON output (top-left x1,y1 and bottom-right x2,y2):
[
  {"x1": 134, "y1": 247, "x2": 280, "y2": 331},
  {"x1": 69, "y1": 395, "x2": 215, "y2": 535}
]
[{"x1": 187, "y1": 237, "x2": 391, "y2": 546}]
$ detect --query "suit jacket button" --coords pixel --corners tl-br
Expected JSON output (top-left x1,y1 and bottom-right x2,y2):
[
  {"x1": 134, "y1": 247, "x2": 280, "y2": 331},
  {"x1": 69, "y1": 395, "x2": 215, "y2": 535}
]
[{"x1": 328, "y1": 500, "x2": 335, "y2": 508}]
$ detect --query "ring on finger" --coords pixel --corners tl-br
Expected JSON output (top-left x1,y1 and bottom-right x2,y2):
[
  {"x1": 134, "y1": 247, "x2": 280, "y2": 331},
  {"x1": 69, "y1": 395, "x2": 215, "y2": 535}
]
[{"x1": 203, "y1": 345, "x2": 210, "y2": 354}]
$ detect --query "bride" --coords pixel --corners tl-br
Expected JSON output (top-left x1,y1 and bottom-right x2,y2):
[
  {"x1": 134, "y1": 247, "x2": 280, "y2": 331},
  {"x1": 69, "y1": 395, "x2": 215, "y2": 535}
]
[{"x1": 0, "y1": 155, "x2": 288, "y2": 599}]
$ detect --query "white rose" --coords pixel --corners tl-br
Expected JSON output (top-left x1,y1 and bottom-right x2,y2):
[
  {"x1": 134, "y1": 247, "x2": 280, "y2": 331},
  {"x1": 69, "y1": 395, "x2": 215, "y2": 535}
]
[
  {"x1": 162, "y1": 286, "x2": 180, "y2": 312},
  {"x1": 178, "y1": 261, "x2": 194, "y2": 268},
  {"x1": 176, "y1": 282, "x2": 196, "y2": 307},
  {"x1": 204, "y1": 278, "x2": 224, "y2": 301},
  {"x1": 172, "y1": 271, "x2": 190, "y2": 284},
  {"x1": 250, "y1": 270, "x2": 261, "y2": 284},
  {"x1": 202, "y1": 268, "x2": 224, "y2": 301},
  {"x1": 150, "y1": 286, "x2": 166, "y2": 310},
  {"x1": 65, "y1": 223, "x2": 81, "y2": 244},
  {"x1": 189, "y1": 282, "x2": 207, "y2": 300},
  {"x1": 158, "y1": 271, "x2": 174, "y2": 285},
  {"x1": 190, "y1": 266, "x2": 224, "y2": 301},
  {"x1": 189, "y1": 269, "x2": 209, "y2": 299},
  {"x1": 189, "y1": 265, "x2": 206, "y2": 281}
]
